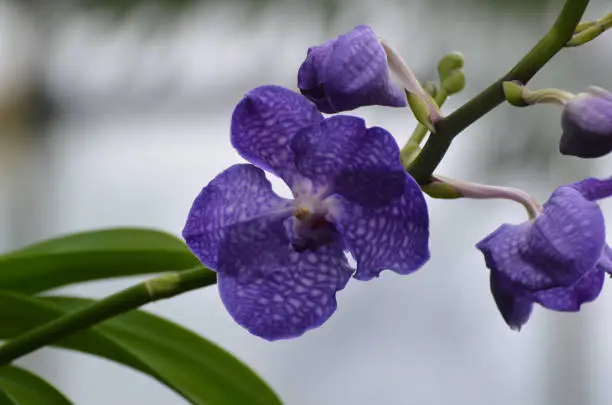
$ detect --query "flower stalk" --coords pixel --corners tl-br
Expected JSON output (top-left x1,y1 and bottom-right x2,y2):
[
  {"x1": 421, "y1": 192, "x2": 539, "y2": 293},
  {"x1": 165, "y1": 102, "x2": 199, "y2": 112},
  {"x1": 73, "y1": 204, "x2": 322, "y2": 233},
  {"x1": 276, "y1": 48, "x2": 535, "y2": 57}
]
[
  {"x1": 0, "y1": 266, "x2": 216, "y2": 364},
  {"x1": 407, "y1": 0, "x2": 590, "y2": 184},
  {"x1": 433, "y1": 176, "x2": 542, "y2": 219},
  {"x1": 401, "y1": 89, "x2": 449, "y2": 167}
]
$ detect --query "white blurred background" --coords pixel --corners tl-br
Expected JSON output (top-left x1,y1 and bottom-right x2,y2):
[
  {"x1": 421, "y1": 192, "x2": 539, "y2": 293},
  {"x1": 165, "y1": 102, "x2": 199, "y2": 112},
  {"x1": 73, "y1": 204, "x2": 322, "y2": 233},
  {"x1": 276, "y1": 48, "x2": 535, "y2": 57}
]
[{"x1": 1, "y1": 0, "x2": 612, "y2": 404}]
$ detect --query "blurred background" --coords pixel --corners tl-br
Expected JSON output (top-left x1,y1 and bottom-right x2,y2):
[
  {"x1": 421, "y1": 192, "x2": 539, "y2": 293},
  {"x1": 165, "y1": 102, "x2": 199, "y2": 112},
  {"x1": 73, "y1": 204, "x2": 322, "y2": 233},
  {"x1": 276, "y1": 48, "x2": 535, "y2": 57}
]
[{"x1": 1, "y1": 0, "x2": 612, "y2": 403}]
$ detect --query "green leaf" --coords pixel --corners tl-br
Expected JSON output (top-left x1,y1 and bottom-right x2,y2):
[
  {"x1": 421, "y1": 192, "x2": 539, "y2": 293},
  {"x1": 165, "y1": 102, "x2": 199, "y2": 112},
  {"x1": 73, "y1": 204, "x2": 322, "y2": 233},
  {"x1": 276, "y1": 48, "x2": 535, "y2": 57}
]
[
  {"x1": 0, "y1": 366, "x2": 73, "y2": 405},
  {"x1": 0, "y1": 386, "x2": 16, "y2": 405},
  {"x1": 0, "y1": 228, "x2": 200, "y2": 294},
  {"x1": 0, "y1": 292, "x2": 281, "y2": 405}
]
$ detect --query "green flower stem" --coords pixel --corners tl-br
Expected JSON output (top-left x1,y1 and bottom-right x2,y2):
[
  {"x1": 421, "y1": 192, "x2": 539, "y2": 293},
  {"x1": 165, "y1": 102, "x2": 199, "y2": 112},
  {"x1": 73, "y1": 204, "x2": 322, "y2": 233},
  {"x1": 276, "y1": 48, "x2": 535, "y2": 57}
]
[
  {"x1": 566, "y1": 12, "x2": 612, "y2": 47},
  {"x1": 0, "y1": 266, "x2": 216, "y2": 364},
  {"x1": 400, "y1": 90, "x2": 448, "y2": 166},
  {"x1": 407, "y1": 0, "x2": 590, "y2": 184}
]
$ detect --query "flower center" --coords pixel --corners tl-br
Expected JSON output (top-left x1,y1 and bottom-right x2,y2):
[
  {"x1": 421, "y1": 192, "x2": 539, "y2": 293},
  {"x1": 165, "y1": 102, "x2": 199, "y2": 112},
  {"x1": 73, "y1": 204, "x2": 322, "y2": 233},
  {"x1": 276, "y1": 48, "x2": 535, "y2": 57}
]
[
  {"x1": 294, "y1": 206, "x2": 312, "y2": 221},
  {"x1": 290, "y1": 199, "x2": 339, "y2": 253}
]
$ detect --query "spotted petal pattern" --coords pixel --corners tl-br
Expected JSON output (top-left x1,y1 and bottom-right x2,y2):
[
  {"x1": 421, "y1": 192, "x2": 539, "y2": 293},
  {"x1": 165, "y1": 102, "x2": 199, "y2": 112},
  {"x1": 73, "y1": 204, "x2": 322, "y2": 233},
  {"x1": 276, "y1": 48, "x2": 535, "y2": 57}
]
[
  {"x1": 298, "y1": 25, "x2": 406, "y2": 113},
  {"x1": 532, "y1": 246, "x2": 612, "y2": 311},
  {"x1": 531, "y1": 185, "x2": 606, "y2": 282},
  {"x1": 532, "y1": 266, "x2": 604, "y2": 311},
  {"x1": 332, "y1": 175, "x2": 429, "y2": 280},
  {"x1": 477, "y1": 179, "x2": 612, "y2": 329},
  {"x1": 182, "y1": 164, "x2": 291, "y2": 271},
  {"x1": 231, "y1": 85, "x2": 323, "y2": 184},
  {"x1": 569, "y1": 176, "x2": 612, "y2": 202},
  {"x1": 218, "y1": 241, "x2": 353, "y2": 340},
  {"x1": 291, "y1": 116, "x2": 406, "y2": 207},
  {"x1": 477, "y1": 223, "x2": 554, "y2": 292}
]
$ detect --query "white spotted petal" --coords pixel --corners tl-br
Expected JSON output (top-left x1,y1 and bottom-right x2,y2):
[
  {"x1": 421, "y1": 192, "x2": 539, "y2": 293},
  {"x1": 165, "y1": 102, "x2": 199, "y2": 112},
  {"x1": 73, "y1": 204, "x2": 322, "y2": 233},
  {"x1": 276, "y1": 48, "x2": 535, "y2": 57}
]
[
  {"x1": 331, "y1": 174, "x2": 430, "y2": 280},
  {"x1": 231, "y1": 85, "x2": 323, "y2": 186},
  {"x1": 218, "y1": 241, "x2": 353, "y2": 341}
]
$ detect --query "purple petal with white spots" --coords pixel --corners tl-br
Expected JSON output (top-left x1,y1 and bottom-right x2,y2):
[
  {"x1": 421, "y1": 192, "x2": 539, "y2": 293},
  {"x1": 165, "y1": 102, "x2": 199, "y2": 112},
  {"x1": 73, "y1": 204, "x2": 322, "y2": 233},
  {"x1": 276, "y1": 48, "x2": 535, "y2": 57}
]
[
  {"x1": 291, "y1": 115, "x2": 406, "y2": 207},
  {"x1": 477, "y1": 223, "x2": 555, "y2": 291},
  {"x1": 231, "y1": 85, "x2": 323, "y2": 184},
  {"x1": 216, "y1": 213, "x2": 293, "y2": 282},
  {"x1": 489, "y1": 272, "x2": 533, "y2": 330},
  {"x1": 530, "y1": 185, "x2": 606, "y2": 283},
  {"x1": 331, "y1": 175, "x2": 429, "y2": 281},
  {"x1": 568, "y1": 176, "x2": 612, "y2": 202},
  {"x1": 532, "y1": 265, "x2": 604, "y2": 311},
  {"x1": 218, "y1": 241, "x2": 354, "y2": 340},
  {"x1": 182, "y1": 164, "x2": 292, "y2": 272},
  {"x1": 298, "y1": 25, "x2": 406, "y2": 113}
]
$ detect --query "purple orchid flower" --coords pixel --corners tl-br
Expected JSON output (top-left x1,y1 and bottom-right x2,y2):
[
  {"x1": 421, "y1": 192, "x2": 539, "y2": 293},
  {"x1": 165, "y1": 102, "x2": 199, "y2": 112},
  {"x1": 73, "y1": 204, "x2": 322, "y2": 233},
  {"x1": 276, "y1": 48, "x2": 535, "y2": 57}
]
[
  {"x1": 477, "y1": 177, "x2": 612, "y2": 330},
  {"x1": 298, "y1": 25, "x2": 406, "y2": 114},
  {"x1": 560, "y1": 86, "x2": 612, "y2": 158},
  {"x1": 183, "y1": 85, "x2": 429, "y2": 340}
]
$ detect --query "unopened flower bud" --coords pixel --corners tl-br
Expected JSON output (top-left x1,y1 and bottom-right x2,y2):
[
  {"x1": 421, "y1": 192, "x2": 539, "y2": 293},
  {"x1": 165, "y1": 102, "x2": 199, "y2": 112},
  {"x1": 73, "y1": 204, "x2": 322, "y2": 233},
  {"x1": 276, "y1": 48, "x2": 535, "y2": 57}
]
[
  {"x1": 437, "y1": 52, "x2": 464, "y2": 80},
  {"x1": 441, "y1": 70, "x2": 465, "y2": 95},
  {"x1": 298, "y1": 25, "x2": 406, "y2": 114},
  {"x1": 560, "y1": 87, "x2": 612, "y2": 158},
  {"x1": 437, "y1": 52, "x2": 465, "y2": 96}
]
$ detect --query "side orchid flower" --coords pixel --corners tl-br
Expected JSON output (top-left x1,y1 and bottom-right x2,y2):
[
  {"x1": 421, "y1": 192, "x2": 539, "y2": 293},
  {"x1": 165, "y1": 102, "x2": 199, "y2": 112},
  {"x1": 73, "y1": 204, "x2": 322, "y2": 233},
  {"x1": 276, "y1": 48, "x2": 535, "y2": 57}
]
[
  {"x1": 298, "y1": 25, "x2": 406, "y2": 113},
  {"x1": 183, "y1": 85, "x2": 430, "y2": 340},
  {"x1": 476, "y1": 177, "x2": 612, "y2": 330}
]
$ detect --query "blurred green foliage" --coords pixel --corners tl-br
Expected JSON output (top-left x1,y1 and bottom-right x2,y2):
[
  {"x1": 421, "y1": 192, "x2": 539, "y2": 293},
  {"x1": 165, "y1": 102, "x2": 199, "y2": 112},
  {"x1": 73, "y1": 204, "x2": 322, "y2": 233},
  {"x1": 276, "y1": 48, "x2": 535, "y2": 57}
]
[
  {"x1": 66, "y1": 0, "x2": 342, "y2": 20},
  {"x1": 433, "y1": 0, "x2": 554, "y2": 9},
  {"x1": 70, "y1": 0, "x2": 553, "y2": 14},
  {"x1": 75, "y1": 0, "x2": 199, "y2": 16},
  {"x1": 14, "y1": 0, "x2": 554, "y2": 23}
]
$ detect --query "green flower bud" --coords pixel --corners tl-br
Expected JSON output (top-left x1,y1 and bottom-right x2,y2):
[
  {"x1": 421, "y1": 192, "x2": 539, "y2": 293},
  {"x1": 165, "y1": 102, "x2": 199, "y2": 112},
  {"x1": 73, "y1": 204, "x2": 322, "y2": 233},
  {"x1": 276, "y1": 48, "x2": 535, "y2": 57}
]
[
  {"x1": 441, "y1": 70, "x2": 465, "y2": 95},
  {"x1": 437, "y1": 52, "x2": 464, "y2": 81}
]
